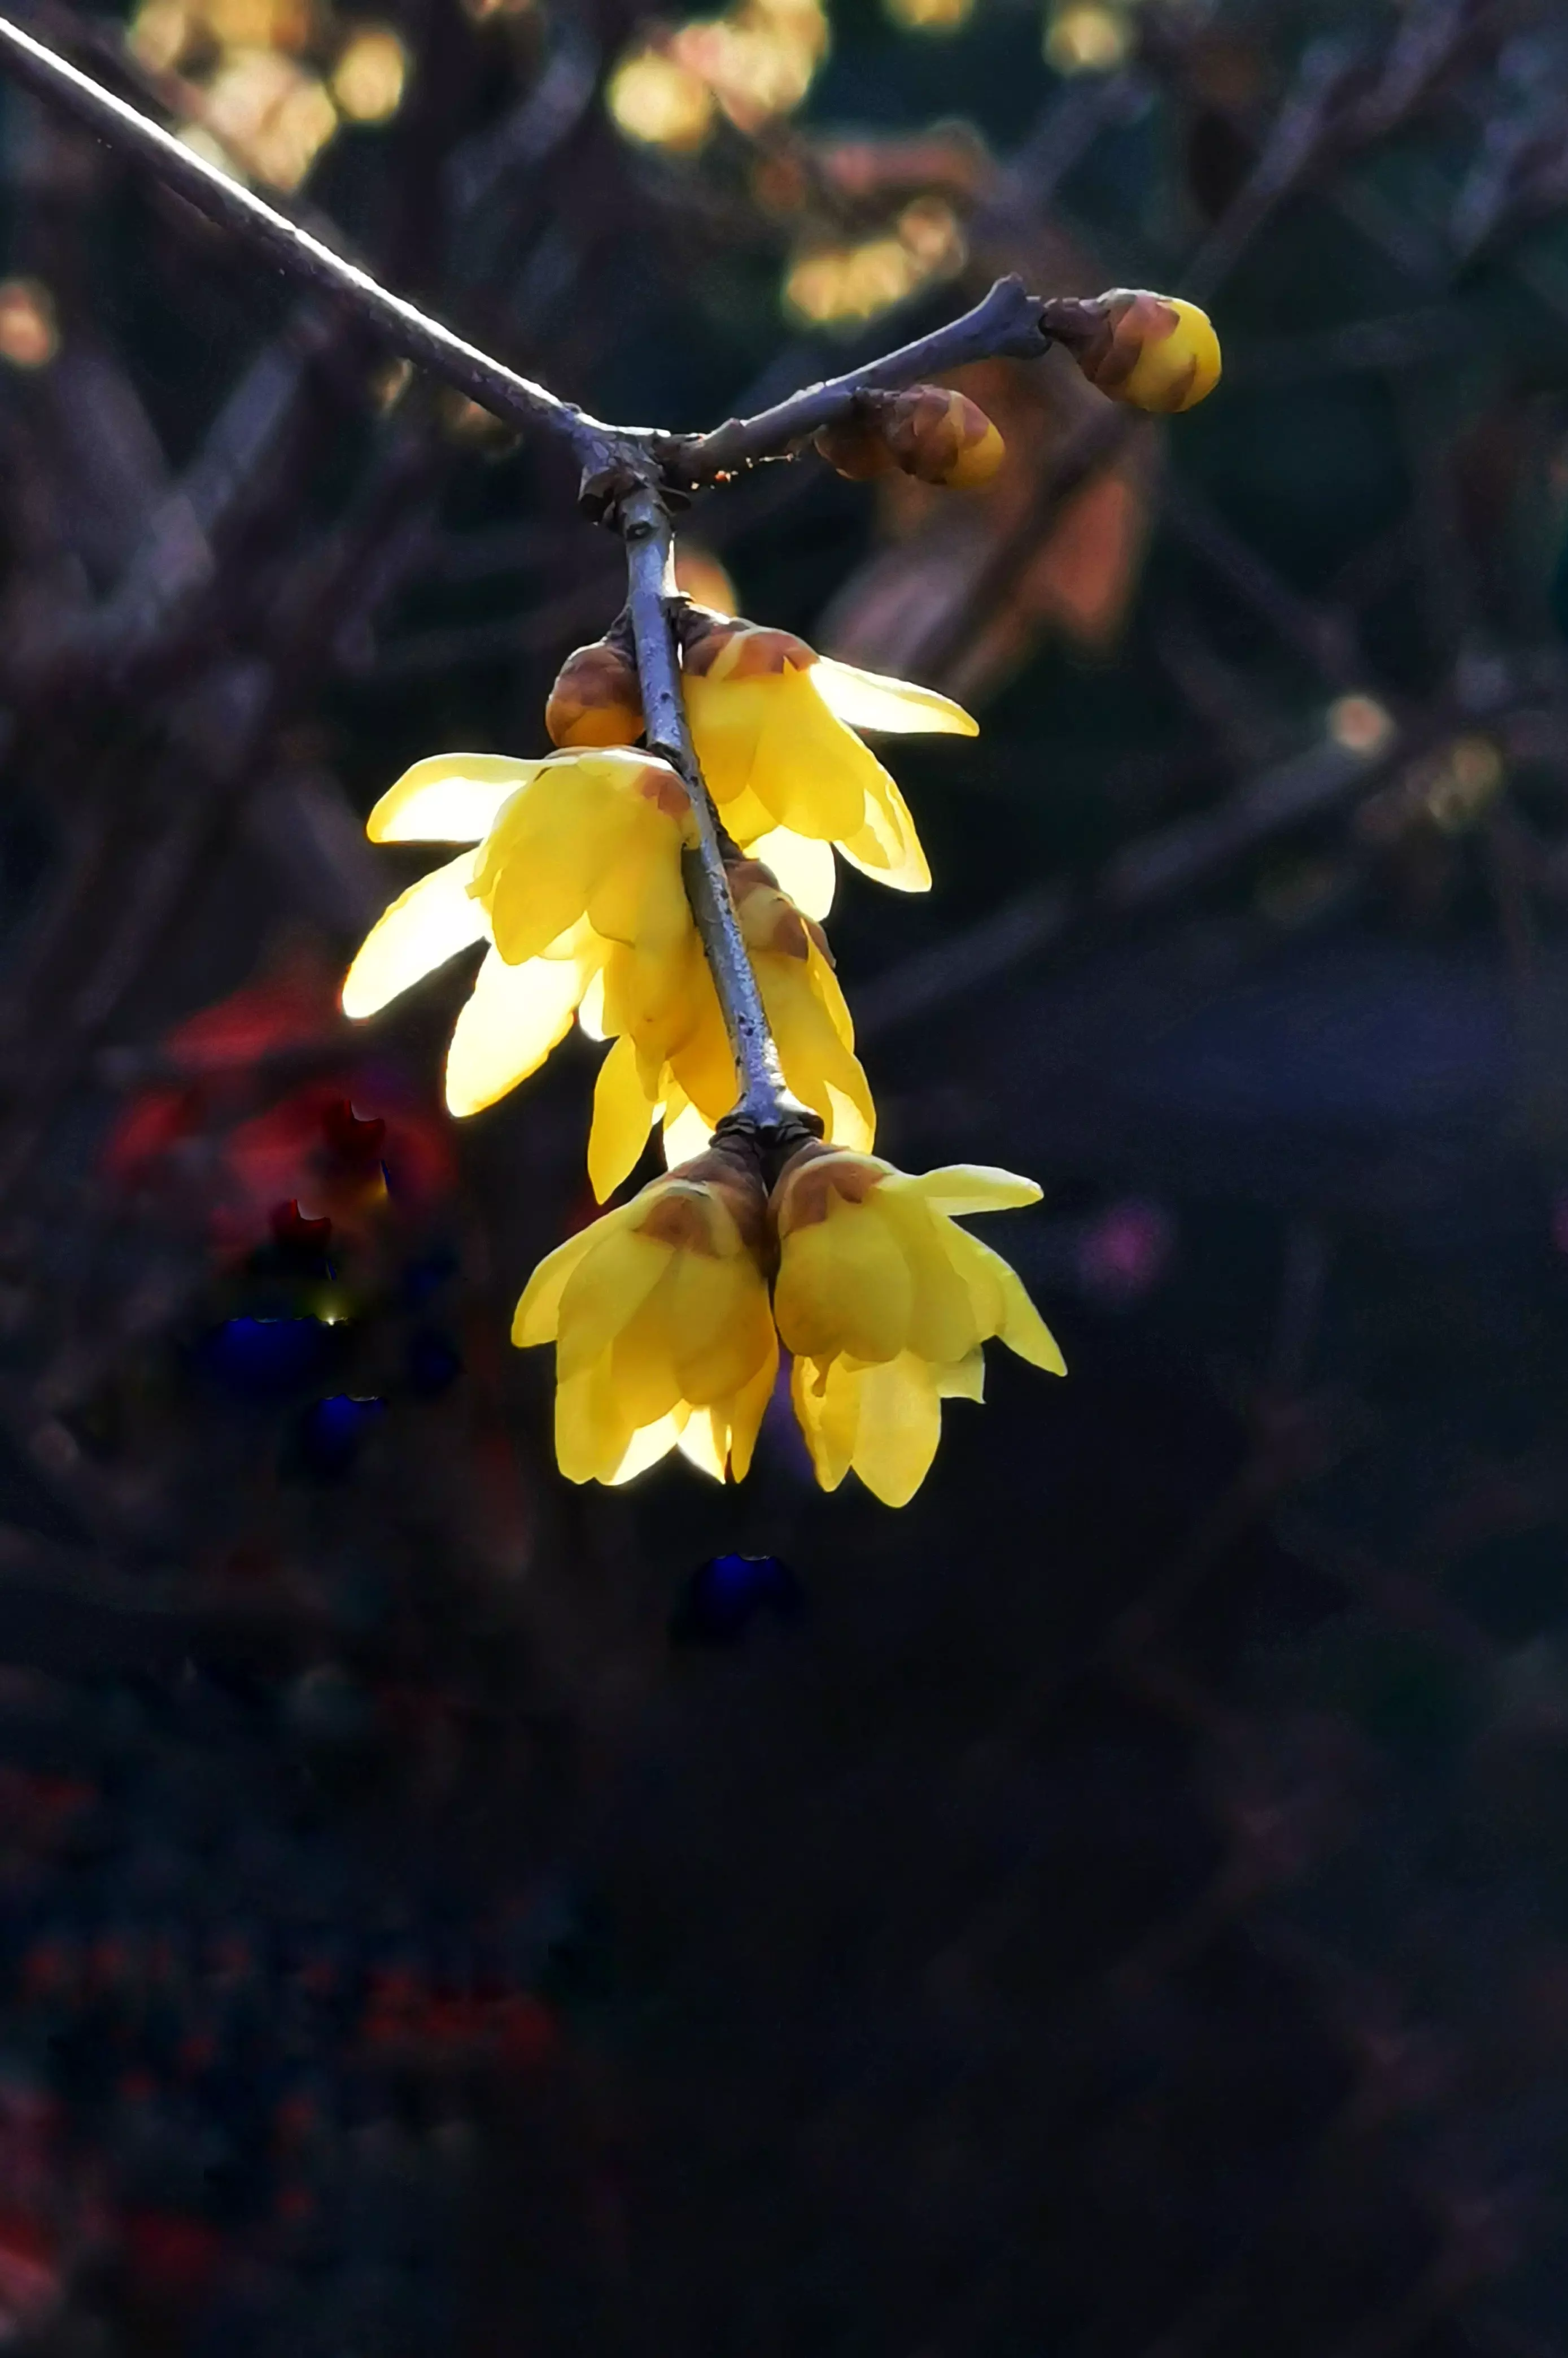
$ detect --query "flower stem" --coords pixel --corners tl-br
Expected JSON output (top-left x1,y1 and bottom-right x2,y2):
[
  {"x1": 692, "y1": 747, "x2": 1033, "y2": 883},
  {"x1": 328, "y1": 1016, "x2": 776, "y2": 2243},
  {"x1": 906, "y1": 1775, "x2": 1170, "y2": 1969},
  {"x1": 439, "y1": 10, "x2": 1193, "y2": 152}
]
[{"x1": 618, "y1": 483, "x2": 817, "y2": 1149}]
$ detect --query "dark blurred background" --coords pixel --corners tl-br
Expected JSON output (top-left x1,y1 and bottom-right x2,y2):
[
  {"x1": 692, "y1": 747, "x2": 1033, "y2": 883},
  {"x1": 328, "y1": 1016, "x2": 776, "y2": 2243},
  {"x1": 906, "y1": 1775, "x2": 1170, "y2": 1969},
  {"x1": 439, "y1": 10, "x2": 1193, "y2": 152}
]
[{"x1": 0, "y1": 0, "x2": 1565, "y2": 2350}]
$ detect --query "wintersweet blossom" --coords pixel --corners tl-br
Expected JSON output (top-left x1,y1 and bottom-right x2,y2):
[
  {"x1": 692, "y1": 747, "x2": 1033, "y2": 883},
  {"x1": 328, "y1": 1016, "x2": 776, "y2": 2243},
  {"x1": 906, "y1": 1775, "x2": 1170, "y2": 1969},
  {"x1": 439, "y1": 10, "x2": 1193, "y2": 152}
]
[
  {"x1": 587, "y1": 857, "x2": 875, "y2": 1196},
  {"x1": 340, "y1": 745, "x2": 694, "y2": 1120},
  {"x1": 771, "y1": 1144, "x2": 1065, "y2": 1507},
  {"x1": 513, "y1": 1144, "x2": 778, "y2": 1487},
  {"x1": 681, "y1": 616, "x2": 975, "y2": 917}
]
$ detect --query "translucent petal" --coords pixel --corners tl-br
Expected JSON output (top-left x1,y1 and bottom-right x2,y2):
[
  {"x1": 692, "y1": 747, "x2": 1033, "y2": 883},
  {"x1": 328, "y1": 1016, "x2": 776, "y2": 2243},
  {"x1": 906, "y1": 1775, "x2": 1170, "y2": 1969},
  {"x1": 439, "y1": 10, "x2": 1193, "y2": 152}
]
[
  {"x1": 444, "y1": 946, "x2": 584, "y2": 1117},
  {"x1": 744, "y1": 827, "x2": 836, "y2": 921},
  {"x1": 774, "y1": 1199, "x2": 912, "y2": 1365},
  {"x1": 899, "y1": 1166, "x2": 1043, "y2": 1216},
  {"x1": 661, "y1": 1097, "x2": 713, "y2": 1170},
  {"x1": 609, "y1": 1411, "x2": 687, "y2": 1486},
  {"x1": 556, "y1": 1224, "x2": 672, "y2": 1380},
  {"x1": 367, "y1": 753, "x2": 538, "y2": 843},
  {"x1": 676, "y1": 1411, "x2": 727, "y2": 1483},
  {"x1": 588, "y1": 1034, "x2": 657, "y2": 1203},
  {"x1": 849, "y1": 1353, "x2": 943, "y2": 1507},
  {"x1": 342, "y1": 852, "x2": 484, "y2": 1020},
  {"x1": 577, "y1": 966, "x2": 608, "y2": 1041},
  {"x1": 811, "y1": 657, "x2": 977, "y2": 739},
  {"x1": 512, "y1": 1222, "x2": 601, "y2": 1348},
  {"x1": 556, "y1": 1355, "x2": 634, "y2": 1486},
  {"x1": 789, "y1": 1354, "x2": 853, "y2": 1492},
  {"x1": 971, "y1": 1238, "x2": 1066, "y2": 1374},
  {"x1": 726, "y1": 1339, "x2": 780, "y2": 1482},
  {"x1": 837, "y1": 768, "x2": 932, "y2": 893}
]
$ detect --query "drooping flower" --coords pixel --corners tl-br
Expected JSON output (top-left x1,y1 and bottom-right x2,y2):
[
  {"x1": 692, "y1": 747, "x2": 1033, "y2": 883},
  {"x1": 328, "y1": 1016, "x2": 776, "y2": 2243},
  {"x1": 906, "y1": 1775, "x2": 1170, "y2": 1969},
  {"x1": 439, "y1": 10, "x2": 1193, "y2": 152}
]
[
  {"x1": 680, "y1": 613, "x2": 975, "y2": 913},
  {"x1": 341, "y1": 745, "x2": 696, "y2": 1122},
  {"x1": 513, "y1": 1142, "x2": 778, "y2": 1486},
  {"x1": 341, "y1": 747, "x2": 876, "y2": 1201},
  {"x1": 771, "y1": 1143, "x2": 1065, "y2": 1507},
  {"x1": 587, "y1": 858, "x2": 875, "y2": 1196}
]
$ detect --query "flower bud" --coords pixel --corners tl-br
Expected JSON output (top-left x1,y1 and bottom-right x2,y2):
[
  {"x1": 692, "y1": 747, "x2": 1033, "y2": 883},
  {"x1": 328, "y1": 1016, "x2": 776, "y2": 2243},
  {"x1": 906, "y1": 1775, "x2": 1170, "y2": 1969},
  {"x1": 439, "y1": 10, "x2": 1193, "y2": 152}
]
[
  {"x1": 815, "y1": 386, "x2": 1004, "y2": 487},
  {"x1": 883, "y1": 385, "x2": 1006, "y2": 487},
  {"x1": 812, "y1": 412, "x2": 899, "y2": 481},
  {"x1": 544, "y1": 639, "x2": 644, "y2": 749},
  {"x1": 680, "y1": 614, "x2": 816, "y2": 682},
  {"x1": 1046, "y1": 289, "x2": 1221, "y2": 414}
]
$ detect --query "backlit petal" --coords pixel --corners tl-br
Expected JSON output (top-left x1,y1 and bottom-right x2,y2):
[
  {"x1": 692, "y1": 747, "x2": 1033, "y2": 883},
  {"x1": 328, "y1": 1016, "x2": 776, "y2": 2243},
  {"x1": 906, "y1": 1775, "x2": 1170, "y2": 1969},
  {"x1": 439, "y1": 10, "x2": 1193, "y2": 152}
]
[
  {"x1": 588, "y1": 1034, "x2": 658, "y2": 1202},
  {"x1": 342, "y1": 852, "x2": 484, "y2": 1019},
  {"x1": 512, "y1": 1222, "x2": 601, "y2": 1348},
  {"x1": 444, "y1": 946, "x2": 585, "y2": 1117},
  {"x1": 848, "y1": 1352, "x2": 943, "y2": 1507},
  {"x1": 367, "y1": 753, "x2": 537, "y2": 843},
  {"x1": 745, "y1": 826, "x2": 837, "y2": 921},
  {"x1": 899, "y1": 1166, "x2": 1043, "y2": 1216},
  {"x1": 811, "y1": 657, "x2": 977, "y2": 738}
]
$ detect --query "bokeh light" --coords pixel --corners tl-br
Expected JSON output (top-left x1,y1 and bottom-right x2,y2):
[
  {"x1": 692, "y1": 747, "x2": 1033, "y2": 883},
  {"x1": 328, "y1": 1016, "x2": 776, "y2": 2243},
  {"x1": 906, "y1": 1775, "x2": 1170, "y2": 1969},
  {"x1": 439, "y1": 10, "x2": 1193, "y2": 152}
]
[
  {"x1": 0, "y1": 280, "x2": 58, "y2": 371},
  {"x1": 1045, "y1": 2, "x2": 1132, "y2": 73},
  {"x1": 331, "y1": 27, "x2": 408, "y2": 123}
]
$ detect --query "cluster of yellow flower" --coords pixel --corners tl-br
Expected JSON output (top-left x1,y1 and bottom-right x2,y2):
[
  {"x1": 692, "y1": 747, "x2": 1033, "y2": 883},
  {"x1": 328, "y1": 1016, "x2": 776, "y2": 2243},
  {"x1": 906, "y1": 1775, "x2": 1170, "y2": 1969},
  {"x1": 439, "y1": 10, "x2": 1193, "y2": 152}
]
[{"x1": 343, "y1": 299, "x2": 1220, "y2": 1503}]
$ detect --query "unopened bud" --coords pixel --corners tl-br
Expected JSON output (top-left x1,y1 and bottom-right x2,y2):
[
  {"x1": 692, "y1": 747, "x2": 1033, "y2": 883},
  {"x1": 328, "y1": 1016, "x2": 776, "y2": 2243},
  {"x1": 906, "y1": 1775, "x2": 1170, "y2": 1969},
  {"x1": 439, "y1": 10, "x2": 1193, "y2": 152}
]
[
  {"x1": 544, "y1": 640, "x2": 643, "y2": 748},
  {"x1": 883, "y1": 385, "x2": 1006, "y2": 487},
  {"x1": 814, "y1": 385, "x2": 1004, "y2": 487},
  {"x1": 682, "y1": 616, "x2": 816, "y2": 682},
  {"x1": 812, "y1": 411, "x2": 899, "y2": 481},
  {"x1": 1046, "y1": 289, "x2": 1221, "y2": 415}
]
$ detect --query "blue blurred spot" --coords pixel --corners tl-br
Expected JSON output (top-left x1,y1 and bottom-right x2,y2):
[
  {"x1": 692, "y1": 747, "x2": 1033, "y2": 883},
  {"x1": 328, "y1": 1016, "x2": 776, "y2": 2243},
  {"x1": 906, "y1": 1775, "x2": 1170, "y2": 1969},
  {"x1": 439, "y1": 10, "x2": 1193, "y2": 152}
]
[
  {"x1": 406, "y1": 1330, "x2": 462, "y2": 1397},
  {"x1": 203, "y1": 1317, "x2": 333, "y2": 1397},
  {"x1": 401, "y1": 1250, "x2": 458, "y2": 1311},
  {"x1": 296, "y1": 1396, "x2": 388, "y2": 1478},
  {"x1": 669, "y1": 1553, "x2": 803, "y2": 1646}
]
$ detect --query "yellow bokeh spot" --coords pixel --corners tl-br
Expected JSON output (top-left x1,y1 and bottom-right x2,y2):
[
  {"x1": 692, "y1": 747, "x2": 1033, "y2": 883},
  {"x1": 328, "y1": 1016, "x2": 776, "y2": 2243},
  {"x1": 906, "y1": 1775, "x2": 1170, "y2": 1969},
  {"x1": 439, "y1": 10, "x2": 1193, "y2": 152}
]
[
  {"x1": 784, "y1": 198, "x2": 965, "y2": 329},
  {"x1": 206, "y1": 0, "x2": 313, "y2": 49},
  {"x1": 884, "y1": 0, "x2": 974, "y2": 29},
  {"x1": 1327, "y1": 693, "x2": 1395, "y2": 757},
  {"x1": 1426, "y1": 735, "x2": 1504, "y2": 833},
  {"x1": 673, "y1": 545, "x2": 739, "y2": 615},
  {"x1": 204, "y1": 51, "x2": 338, "y2": 190},
  {"x1": 463, "y1": 0, "x2": 533, "y2": 16},
  {"x1": 128, "y1": 0, "x2": 191, "y2": 71},
  {"x1": 609, "y1": 0, "x2": 827, "y2": 150},
  {"x1": 609, "y1": 50, "x2": 715, "y2": 151},
  {"x1": 1045, "y1": 2, "x2": 1131, "y2": 73},
  {"x1": 331, "y1": 27, "x2": 408, "y2": 123},
  {"x1": 0, "y1": 280, "x2": 58, "y2": 371}
]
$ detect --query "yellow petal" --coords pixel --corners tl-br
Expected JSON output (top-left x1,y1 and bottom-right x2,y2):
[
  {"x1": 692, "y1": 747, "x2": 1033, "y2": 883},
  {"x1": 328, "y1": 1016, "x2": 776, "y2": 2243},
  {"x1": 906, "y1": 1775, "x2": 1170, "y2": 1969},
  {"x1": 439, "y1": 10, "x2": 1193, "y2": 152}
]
[
  {"x1": 789, "y1": 1354, "x2": 854, "y2": 1492},
  {"x1": 811, "y1": 657, "x2": 977, "y2": 738},
  {"x1": 982, "y1": 1240, "x2": 1067, "y2": 1375},
  {"x1": 744, "y1": 826, "x2": 837, "y2": 921},
  {"x1": 774, "y1": 1196, "x2": 912, "y2": 1365},
  {"x1": 847, "y1": 1352, "x2": 942, "y2": 1507},
  {"x1": 899, "y1": 1166, "x2": 1043, "y2": 1216},
  {"x1": 444, "y1": 945, "x2": 585, "y2": 1117},
  {"x1": 676, "y1": 1411, "x2": 728, "y2": 1483},
  {"x1": 836, "y1": 766, "x2": 932, "y2": 893},
  {"x1": 342, "y1": 851, "x2": 484, "y2": 1019},
  {"x1": 367, "y1": 752, "x2": 539, "y2": 843},
  {"x1": 609, "y1": 1410, "x2": 689, "y2": 1485},
  {"x1": 556, "y1": 1222, "x2": 673, "y2": 1380},
  {"x1": 724, "y1": 1332, "x2": 780, "y2": 1481},
  {"x1": 556, "y1": 1354, "x2": 634, "y2": 1486},
  {"x1": 937, "y1": 1350, "x2": 986, "y2": 1402},
  {"x1": 662, "y1": 1095, "x2": 713, "y2": 1169},
  {"x1": 588, "y1": 1034, "x2": 658, "y2": 1202},
  {"x1": 511, "y1": 1222, "x2": 601, "y2": 1348},
  {"x1": 686, "y1": 666, "x2": 872, "y2": 842}
]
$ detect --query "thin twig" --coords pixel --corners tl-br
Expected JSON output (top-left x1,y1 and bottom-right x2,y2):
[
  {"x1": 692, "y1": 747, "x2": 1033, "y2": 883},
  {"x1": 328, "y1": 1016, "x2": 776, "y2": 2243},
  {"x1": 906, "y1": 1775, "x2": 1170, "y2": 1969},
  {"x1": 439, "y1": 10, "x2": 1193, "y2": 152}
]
[
  {"x1": 0, "y1": 11, "x2": 625, "y2": 475},
  {"x1": 618, "y1": 485, "x2": 816, "y2": 1150}
]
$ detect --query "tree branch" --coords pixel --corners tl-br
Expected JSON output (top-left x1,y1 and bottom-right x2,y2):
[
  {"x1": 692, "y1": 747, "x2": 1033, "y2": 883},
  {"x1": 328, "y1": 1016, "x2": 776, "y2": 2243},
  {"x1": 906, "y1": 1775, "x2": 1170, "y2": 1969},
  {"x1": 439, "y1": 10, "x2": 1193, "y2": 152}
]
[
  {"x1": 0, "y1": 11, "x2": 627, "y2": 476},
  {"x1": 618, "y1": 484, "x2": 819, "y2": 1153},
  {"x1": 670, "y1": 274, "x2": 1050, "y2": 483}
]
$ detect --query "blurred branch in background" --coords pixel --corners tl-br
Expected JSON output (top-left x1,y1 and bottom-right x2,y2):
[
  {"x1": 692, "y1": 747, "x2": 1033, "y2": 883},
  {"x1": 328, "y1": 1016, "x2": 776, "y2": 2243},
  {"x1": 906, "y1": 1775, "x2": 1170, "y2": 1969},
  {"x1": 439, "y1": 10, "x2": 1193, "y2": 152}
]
[{"x1": 0, "y1": 0, "x2": 1561, "y2": 2353}]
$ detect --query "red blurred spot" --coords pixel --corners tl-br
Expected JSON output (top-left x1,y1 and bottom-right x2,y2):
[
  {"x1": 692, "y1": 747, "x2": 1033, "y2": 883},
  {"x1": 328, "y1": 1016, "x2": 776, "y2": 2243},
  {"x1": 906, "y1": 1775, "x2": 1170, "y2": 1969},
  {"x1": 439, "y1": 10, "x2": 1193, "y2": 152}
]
[
  {"x1": 496, "y1": 1994, "x2": 558, "y2": 2069},
  {"x1": 123, "y1": 2211, "x2": 222, "y2": 2298},
  {"x1": 321, "y1": 1099, "x2": 387, "y2": 1169},
  {"x1": 270, "y1": 1199, "x2": 333, "y2": 1250},
  {"x1": 165, "y1": 956, "x2": 341, "y2": 1076}
]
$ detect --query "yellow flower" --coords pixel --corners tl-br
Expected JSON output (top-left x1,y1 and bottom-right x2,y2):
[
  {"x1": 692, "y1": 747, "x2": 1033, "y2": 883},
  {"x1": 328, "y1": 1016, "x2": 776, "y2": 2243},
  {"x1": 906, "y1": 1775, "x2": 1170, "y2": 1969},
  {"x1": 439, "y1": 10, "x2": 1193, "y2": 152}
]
[
  {"x1": 587, "y1": 857, "x2": 876, "y2": 1196},
  {"x1": 513, "y1": 1146, "x2": 779, "y2": 1487},
  {"x1": 771, "y1": 1145, "x2": 1065, "y2": 1507},
  {"x1": 340, "y1": 744, "x2": 696, "y2": 1121},
  {"x1": 681, "y1": 616, "x2": 976, "y2": 917},
  {"x1": 1057, "y1": 289, "x2": 1221, "y2": 415}
]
